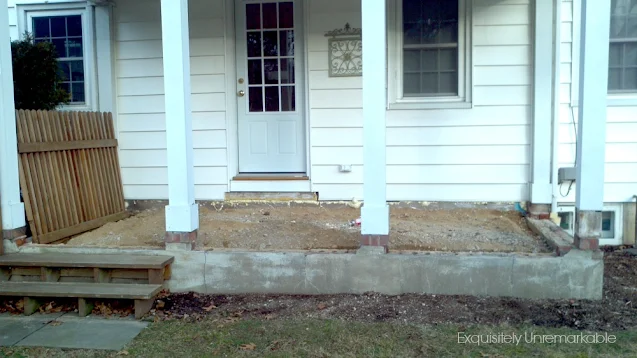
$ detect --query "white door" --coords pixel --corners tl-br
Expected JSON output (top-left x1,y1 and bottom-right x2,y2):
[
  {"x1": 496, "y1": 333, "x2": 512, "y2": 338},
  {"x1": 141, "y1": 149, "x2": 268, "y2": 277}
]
[{"x1": 235, "y1": 0, "x2": 306, "y2": 173}]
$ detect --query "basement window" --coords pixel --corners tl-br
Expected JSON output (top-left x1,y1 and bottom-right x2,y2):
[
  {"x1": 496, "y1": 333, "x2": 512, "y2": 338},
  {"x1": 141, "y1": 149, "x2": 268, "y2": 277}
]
[
  {"x1": 556, "y1": 204, "x2": 623, "y2": 245},
  {"x1": 557, "y1": 210, "x2": 574, "y2": 236},
  {"x1": 601, "y1": 211, "x2": 616, "y2": 239}
]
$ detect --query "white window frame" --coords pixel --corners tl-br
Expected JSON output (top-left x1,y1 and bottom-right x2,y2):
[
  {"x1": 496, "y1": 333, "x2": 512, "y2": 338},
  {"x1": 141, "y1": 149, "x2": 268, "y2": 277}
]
[
  {"x1": 387, "y1": 0, "x2": 472, "y2": 110},
  {"x1": 571, "y1": 0, "x2": 637, "y2": 107},
  {"x1": 557, "y1": 204, "x2": 624, "y2": 246},
  {"x1": 16, "y1": 1, "x2": 98, "y2": 112}
]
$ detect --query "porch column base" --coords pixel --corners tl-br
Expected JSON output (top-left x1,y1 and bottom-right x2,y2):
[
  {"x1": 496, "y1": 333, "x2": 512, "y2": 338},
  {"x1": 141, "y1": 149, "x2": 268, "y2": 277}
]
[
  {"x1": 360, "y1": 235, "x2": 389, "y2": 252},
  {"x1": 574, "y1": 210, "x2": 601, "y2": 251},
  {"x1": 165, "y1": 203, "x2": 199, "y2": 233},
  {"x1": 165, "y1": 230, "x2": 198, "y2": 251},
  {"x1": 528, "y1": 203, "x2": 551, "y2": 219}
]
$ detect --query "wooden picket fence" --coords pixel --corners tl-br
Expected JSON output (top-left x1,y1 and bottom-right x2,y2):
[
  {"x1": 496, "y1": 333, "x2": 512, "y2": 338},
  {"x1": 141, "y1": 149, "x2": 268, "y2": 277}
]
[{"x1": 16, "y1": 110, "x2": 128, "y2": 244}]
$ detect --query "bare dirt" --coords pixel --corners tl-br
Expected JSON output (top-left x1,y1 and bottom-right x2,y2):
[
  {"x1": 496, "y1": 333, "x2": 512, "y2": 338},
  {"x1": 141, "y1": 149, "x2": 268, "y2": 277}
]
[{"x1": 66, "y1": 203, "x2": 548, "y2": 253}]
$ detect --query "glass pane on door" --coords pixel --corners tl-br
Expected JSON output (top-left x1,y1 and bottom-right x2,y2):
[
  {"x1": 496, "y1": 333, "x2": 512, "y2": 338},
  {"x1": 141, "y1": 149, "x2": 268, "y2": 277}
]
[{"x1": 245, "y1": 1, "x2": 296, "y2": 113}]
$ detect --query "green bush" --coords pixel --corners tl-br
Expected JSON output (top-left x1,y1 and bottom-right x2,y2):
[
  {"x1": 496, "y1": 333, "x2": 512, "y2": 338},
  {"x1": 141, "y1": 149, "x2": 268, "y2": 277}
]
[{"x1": 11, "y1": 33, "x2": 70, "y2": 110}]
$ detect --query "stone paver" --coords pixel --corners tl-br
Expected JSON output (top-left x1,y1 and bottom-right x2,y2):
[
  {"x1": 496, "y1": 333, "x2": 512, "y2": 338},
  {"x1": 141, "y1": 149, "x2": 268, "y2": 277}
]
[
  {"x1": 0, "y1": 313, "x2": 65, "y2": 346},
  {"x1": 1, "y1": 313, "x2": 148, "y2": 350}
]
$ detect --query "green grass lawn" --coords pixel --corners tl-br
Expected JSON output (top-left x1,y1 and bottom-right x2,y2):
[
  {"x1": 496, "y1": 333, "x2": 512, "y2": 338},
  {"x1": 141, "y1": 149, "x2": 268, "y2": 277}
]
[{"x1": 2, "y1": 318, "x2": 637, "y2": 357}]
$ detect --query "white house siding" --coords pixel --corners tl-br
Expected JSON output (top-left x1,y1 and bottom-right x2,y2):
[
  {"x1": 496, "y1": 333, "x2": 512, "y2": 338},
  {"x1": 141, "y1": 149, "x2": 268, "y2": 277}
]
[
  {"x1": 309, "y1": 0, "x2": 532, "y2": 201},
  {"x1": 558, "y1": 0, "x2": 637, "y2": 204},
  {"x1": 7, "y1": 1, "x2": 18, "y2": 40},
  {"x1": 113, "y1": 0, "x2": 229, "y2": 200}
]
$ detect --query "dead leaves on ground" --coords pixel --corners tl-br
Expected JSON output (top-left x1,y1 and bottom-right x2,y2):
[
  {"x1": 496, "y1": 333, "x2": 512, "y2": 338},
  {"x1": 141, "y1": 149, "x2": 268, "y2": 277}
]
[
  {"x1": 239, "y1": 343, "x2": 257, "y2": 351},
  {"x1": 92, "y1": 301, "x2": 133, "y2": 318},
  {"x1": 203, "y1": 303, "x2": 217, "y2": 312}
]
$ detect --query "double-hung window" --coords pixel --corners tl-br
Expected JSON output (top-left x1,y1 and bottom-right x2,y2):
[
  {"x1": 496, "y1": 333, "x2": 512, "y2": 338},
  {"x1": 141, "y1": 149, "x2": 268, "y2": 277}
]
[
  {"x1": 608, "y1": 0, "x2": 637, "y2": 92},
  {"x1": 389, "y1": 0, "x2": 471, "y2": 109},
  {"x1": 19, "y1": 3, "x2": 95, "y2": 109}
]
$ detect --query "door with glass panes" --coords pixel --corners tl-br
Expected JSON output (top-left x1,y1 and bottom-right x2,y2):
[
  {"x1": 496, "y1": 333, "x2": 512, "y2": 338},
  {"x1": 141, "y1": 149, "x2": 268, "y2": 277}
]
[{"x1": 235, "y1": 0, "x2": 306, "y2": 173}]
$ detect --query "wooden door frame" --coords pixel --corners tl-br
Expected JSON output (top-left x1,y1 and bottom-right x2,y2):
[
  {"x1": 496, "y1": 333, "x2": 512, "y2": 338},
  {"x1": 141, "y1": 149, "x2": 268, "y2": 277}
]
[{"x1": 224, "y1": 0, "x2": 312, "y2": 186}]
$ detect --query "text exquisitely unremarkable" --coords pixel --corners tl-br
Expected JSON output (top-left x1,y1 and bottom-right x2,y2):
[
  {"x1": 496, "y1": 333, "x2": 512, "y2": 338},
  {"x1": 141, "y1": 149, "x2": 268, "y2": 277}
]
[{"x1": 457, "y1": 331, "x2": 617, "y2": 345}]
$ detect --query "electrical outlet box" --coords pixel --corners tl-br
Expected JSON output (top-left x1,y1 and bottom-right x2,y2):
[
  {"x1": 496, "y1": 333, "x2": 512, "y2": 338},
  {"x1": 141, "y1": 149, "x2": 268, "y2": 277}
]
[
  {"x1": 558, "y1": 167, "x2": 577, "y2": 184},
  {"x1": 339, "y1": 165, "x2": 352, "y2": 173}
]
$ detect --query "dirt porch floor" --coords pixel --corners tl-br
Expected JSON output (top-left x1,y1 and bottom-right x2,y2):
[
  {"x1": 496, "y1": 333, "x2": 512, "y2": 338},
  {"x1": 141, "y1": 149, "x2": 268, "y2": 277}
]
[{"x1": 65, "y1": 203, "x2": 550, "y2": 253}]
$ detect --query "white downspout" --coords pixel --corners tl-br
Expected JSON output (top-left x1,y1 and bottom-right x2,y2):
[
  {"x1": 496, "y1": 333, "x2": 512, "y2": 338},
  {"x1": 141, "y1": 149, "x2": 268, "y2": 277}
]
[{"x1": 551, "y1": 0, "x2": 562, "y2": 215}]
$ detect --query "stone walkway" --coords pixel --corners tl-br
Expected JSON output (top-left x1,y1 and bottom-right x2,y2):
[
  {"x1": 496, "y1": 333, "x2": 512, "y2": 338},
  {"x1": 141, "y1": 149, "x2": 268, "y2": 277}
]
[{"x1": 0, "y1": 312, "x2": 148, "y2": 350}]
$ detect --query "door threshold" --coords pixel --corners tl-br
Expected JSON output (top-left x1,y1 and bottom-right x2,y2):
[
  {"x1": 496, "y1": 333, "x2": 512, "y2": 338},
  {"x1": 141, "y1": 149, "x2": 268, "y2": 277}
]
[{"x1": 233, "y1": 173, "x2": 309, "y2": 181}]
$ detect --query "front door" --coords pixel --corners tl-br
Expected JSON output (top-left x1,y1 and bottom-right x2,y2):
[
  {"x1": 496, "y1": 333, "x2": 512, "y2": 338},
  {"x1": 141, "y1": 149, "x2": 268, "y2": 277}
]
[{"x1": 235, "y1": 0, "x2": 306, "y2": 173}]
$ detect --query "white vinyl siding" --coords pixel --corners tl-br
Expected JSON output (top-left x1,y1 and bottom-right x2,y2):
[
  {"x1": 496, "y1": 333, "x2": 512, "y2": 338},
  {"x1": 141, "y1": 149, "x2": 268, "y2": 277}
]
[
  {"x1": 308, "y1": 0, "x2": 531, "y2": 201},
  {"x1": 113, "y1": 0, "x2": 228, "y2": 200},
  {"x1": 8, "y1": 1, "x2": 18, "y2": 40},
  {"x1": 559, "y1": 0, "x2": 637, "y2": 203}
]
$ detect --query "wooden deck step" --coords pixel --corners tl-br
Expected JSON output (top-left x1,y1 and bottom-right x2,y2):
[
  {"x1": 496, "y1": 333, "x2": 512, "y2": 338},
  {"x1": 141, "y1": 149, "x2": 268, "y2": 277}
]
[
  {"x1": 0, "y1": 253, "x2": 174, "y2": 269},
  {"x1": 0, "y1": 253, "x2": 174, "y2": 285},
  {"x1": 0, "y1": 282, "x2": 162, "y2": 318}
]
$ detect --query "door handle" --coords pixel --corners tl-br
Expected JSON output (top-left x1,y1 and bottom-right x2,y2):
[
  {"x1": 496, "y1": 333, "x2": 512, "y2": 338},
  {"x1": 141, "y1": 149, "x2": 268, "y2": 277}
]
[{"x1": 238, "y1": 90, "x2": 245, "y2": 97}]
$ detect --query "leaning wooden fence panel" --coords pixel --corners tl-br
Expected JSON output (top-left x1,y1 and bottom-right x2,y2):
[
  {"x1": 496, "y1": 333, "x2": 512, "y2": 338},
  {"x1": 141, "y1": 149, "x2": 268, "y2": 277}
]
[{"x1": 16, "y1": 110, "x2": 128, "y2": 244}]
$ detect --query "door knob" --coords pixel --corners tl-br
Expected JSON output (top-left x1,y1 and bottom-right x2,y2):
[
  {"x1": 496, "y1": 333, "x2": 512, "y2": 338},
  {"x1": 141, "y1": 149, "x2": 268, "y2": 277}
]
[{"x1": 238, "y1": 90, "x2": 245, "y2": 97}]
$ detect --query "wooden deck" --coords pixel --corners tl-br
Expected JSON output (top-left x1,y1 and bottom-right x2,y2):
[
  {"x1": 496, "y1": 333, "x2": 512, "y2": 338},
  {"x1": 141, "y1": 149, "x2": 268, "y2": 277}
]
[
  {"x1": 0, "y1": 252, "x2": 174, "y2": 319},
  {"x1": 0, "y1": 253, "x2": 174, "y2": 269}
]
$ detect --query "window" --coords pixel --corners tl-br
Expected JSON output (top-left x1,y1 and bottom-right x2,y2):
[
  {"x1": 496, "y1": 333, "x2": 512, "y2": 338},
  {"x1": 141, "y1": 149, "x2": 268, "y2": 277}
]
[
  {"x1": 403, "y1": 0, "x2": 458, "y2": 96},
  {"x1": 19, "y1": 3, "x2": 96, "y2": 109},
  {"x1": 608, "y1": 0, "x2": 637, "y2": 92},
  {"x1": 389, "y1": 0, "x2": 471, "y2": 109},
  {"x1": 31, "y1": 14, "x2": 86, "y2": 104},
  {"x1": 557, "y1": 205, "x2": 624, "y2": 246}
]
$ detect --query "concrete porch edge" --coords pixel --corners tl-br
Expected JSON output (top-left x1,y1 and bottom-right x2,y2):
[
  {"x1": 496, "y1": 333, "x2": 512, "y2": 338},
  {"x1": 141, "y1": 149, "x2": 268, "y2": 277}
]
[{"x1": 11, "y1": 245, "x2": 604, "y2": 300}]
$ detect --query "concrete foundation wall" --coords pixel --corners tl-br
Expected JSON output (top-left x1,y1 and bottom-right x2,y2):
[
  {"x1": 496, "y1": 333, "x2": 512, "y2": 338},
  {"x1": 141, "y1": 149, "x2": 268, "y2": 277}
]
[{"x1": 12, "y1": 245, "x2": 604, "y2": 300}]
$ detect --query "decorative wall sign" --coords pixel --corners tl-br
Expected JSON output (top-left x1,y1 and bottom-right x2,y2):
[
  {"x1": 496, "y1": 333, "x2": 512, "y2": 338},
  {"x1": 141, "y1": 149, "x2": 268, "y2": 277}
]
[{"x1": 324, "y1": 23, "x2": 362, "y2": 77}]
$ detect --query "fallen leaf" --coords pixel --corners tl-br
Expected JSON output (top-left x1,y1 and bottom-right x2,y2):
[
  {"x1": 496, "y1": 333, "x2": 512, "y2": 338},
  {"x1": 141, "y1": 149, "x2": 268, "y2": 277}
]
[
  {"x1": 224, "y1": 317, "x2": 240, "y2": 324},
  {"x1": 203, "y1": 303, "x2": 217, "y2": 312},
  {"x1": 264, "y1": 314, "x2": 276, "y2": 320},
  {"x1": 49, "y1": 321, "x2": 62, "y2": 326},
  {"x1": 269, "y1": 340, "x2": 281, "y2": 351},
  {"x1": 240, "y1": 343, "x2": 257, "y2": 351},
  {"x1": 317, "y1": 303, "x2": 327, "y2": 310},
  {"x1": 156, "y1": 300, "x2": 165, "y2": 309},
  {"x1": 117, "y1": 350, "x2": 130, "y2": 356}
]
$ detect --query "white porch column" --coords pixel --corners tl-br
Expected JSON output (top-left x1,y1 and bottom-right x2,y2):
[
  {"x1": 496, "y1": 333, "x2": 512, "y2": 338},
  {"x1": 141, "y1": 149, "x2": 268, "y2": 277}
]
[
  {"x1": 530, "y1": 0, "x2": 554, "y2": 208},
  {"x1": 360, "y1": 0, "x2": 389, "y2": 249},
  {"x1": 0, "y1": 2, "x2": 26, "y2": 239},
  {"x1": 160, "y1": 0, "x2": 199, "y2": 249},
  {"x1": 573, "y1": 0, "x2": 611, "y2": 250}
]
